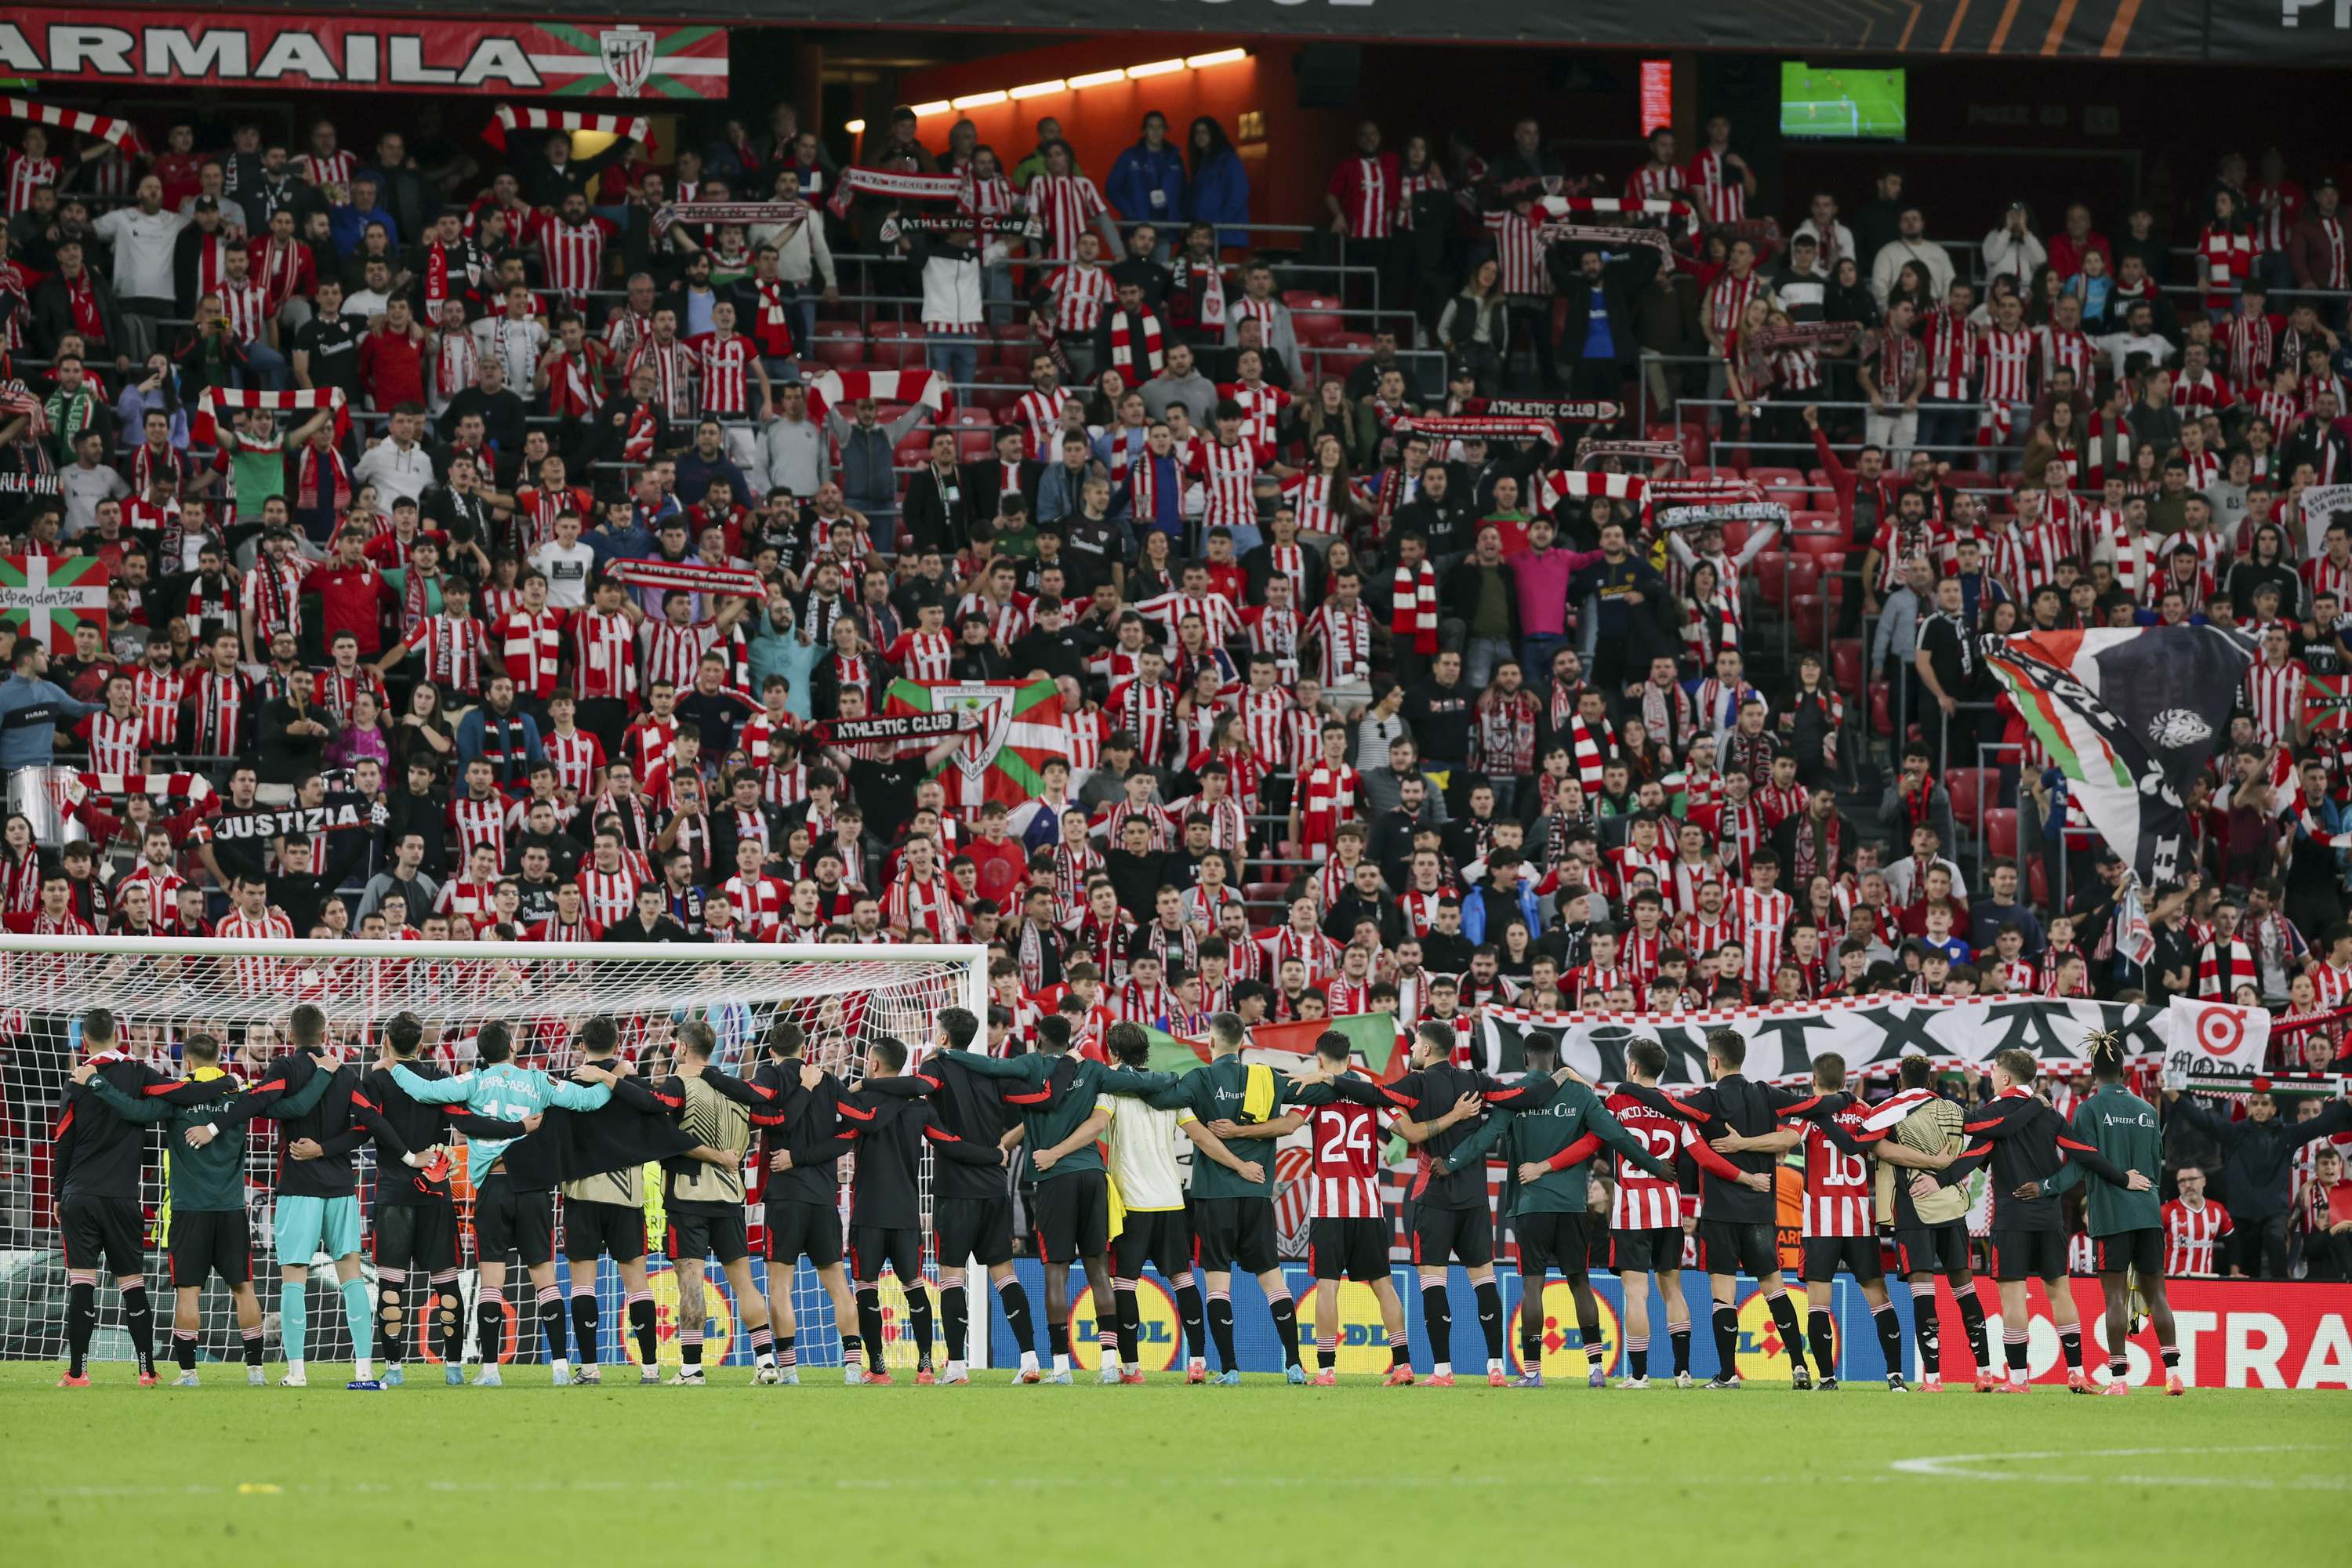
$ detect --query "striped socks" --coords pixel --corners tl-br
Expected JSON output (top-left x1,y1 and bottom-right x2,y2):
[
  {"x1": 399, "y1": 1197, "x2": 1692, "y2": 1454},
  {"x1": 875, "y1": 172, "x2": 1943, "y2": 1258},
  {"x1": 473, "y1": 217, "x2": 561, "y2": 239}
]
[
  {"x1": 1626, "y1": 1334, "x2": 1649, "y2": 1380},
  {"x1": 679, "y1": 1324, "x2": 703, "y2": 1369},
  {"x1": 534, "y1": 1283, "x2": 568, "y2": 1370}
]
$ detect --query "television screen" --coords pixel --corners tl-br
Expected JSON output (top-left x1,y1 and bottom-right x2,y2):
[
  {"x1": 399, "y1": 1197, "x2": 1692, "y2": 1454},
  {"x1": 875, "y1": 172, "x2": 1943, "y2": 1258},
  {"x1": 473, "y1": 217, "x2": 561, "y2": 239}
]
[{"x1": 1780, "y1": 64, "x2": 1907, "y2": 140}]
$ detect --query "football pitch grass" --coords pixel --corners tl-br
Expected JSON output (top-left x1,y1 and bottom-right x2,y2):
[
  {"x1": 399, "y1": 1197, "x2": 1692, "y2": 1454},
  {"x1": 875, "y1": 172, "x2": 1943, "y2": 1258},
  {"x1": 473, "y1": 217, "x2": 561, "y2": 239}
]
[{"x1": 1, "y1": 1363, "x2": 2342, "y2": 1566}]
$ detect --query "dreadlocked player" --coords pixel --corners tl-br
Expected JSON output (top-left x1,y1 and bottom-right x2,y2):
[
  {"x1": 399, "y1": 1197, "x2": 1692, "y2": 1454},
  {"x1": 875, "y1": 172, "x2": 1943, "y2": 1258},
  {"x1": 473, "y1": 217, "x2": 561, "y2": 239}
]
[
  {"x1": 2042, "y1": 1033, "x2": 2180, "y2": 1395},
  {"x1": 1918, "y1": 1047, "x2": 2151, "y2": 1392}
]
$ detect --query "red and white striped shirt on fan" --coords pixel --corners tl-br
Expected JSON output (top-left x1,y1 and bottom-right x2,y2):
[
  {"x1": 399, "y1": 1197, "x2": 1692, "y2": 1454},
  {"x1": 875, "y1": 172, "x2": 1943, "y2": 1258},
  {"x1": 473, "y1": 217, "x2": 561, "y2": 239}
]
[
  {"x1": 1328, "y1": 151, "x2": 1398, "y2": 240},
  {"x1": 397, "y1": 612, "x2": 491, "y2": 693},
  {"x1": 216, "y1": 907, "x2": 297, "y2": 993},
  {"x1": 296, "y1": 150, "x2": 358, "y2": 188},
  {"x1": 2161, "y1": 1198, "x2": 2233, "y2": 1276},
  {"x1": 1015, "y1": 387, "x2": 1070, "y2": 458},
  {"x1": 1736, "y1": 887, "x2": 1791, "y2": 989},
  {"x1": 1306, "y1": 1095, "x2": 1392, "y2": 1219},
  {"x1": 1606, "y1": 1091, "x2": 1700, "y2": 1229},
  {"x1": 534, "y1": 213, "x2": 613, "y2": 304},
  {"x1": 1301, "y1": 600, "x2": 1374, "y2": 688},
  {"x1": 3, "y1": 151, "x2": 59, "y2": 216},
  {"x1": 1482, "y1": 208, "x2": 1553, "y2": 296},
  {"x1": 1279, "y1": 472, "x2": 1358, "y2": 539},
  {"x1": 571, "y1": 608, "x2": 638, "y2": 702},
  {"x1": 2035, "y1": 323, "x2": 2098, "y2": 388},
  {"x1": 1224, "y1": 383, "x2": 1290, "y2": 449},
  {"x1": 1689, "y1": 147, "x2": 1746, "y2": 224},
  {"x1": 641, "y1": 620, "x2": 720, "y2": 694},
  {"x1": 220, "y1": 280, "x2": 272, "y2": 344},
  {"x1": 691, "y1": 332, "x2": 753, "y2": 418},
  {"x1": 1802, "y1": 1109, "x2": 1875, "y2": 1236},
  {"x1": 1922, "y1": 307, "x2": 1980, "y2": 400},
  {"x1": 1024, "y1": 173, "x2": 1109, "y2": 263},
  {"x1": 885, "y1": 871, "x2": 964, "y2": 939},
  {"x1": 1704, "y1": 270, "x2": 1761, "y2": 341},
  {"x1": 80, "y1": 711, "x2": 145, "y2": 775},
  {"x1": 2243, "y1": 655, "x2": 2305, "y2": 747},
  {"x1": 543, "y1": 728, "x2": 604, "y2": 799},
  {"x1": 499, "y1": 607, "x2": 566, "y2": 701},
  {"x1": 1189, "y1": 438, "x2": 1271, "y2": 534},
  {"x1": 448, "y1": 794, "x2": 509, "y2": 866},
  {"x1": 1237, "y1": 688, "x2": 1295, "y2": 771},
  {"x1": 1979, "y1": 325, "x2": 2032, "y2": 406},
  {"x1": 724, "y1": 873, "x2": 789, "y2": 934},
  {"x1": 885, "y1": 629, "x2": 954, "y2": 683},
  {"x1": 132, "y1": 666, "x2": 186, "y2": 749},
  {"x1": 1053, "y1": 263, "x2": 1114, "y2": 338},
  {"x1": 576, "y1": 864, "x2": 641, "y2": 926},
  {"x1": 1624, "y1": 161, "x2": 1682, "y2": 205}
]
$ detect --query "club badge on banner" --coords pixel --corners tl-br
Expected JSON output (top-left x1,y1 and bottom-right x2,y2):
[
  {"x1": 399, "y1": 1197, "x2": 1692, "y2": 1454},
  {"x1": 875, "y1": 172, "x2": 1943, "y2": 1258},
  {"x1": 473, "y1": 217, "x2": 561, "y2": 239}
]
[{"x1": 1472, "y1": 993, "x2": 2270, "y2": 1087}]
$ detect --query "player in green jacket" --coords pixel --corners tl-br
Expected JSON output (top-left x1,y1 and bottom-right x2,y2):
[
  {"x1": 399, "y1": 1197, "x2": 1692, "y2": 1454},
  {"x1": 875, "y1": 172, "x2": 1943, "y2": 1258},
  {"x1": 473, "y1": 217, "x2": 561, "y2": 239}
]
[
  {"x1": 938, "y1": 1014, "x2": 1178, "y2": 1384},
  {"x1": 2042, "y1": 1034, "x2": 2176, "y2": 1396},
  {"x1": 1434, "y1": 1033, "x2": 1672, "y2": 1388}
]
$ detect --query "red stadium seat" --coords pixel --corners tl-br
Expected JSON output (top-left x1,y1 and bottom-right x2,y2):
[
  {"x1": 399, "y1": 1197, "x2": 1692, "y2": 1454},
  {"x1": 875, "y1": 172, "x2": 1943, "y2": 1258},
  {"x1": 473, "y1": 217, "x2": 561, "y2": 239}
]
[
  {"x1": 1791, "y1": 593, "x2": 1825, "y2": 648},
  {"x1": 1316, "y1": 332, "x2": 1375, "y2": 380},
  {"x1": 1286, "y1": 293, "x2": 1345, "y2": 339},
  {"x1": 869, "y1": 321, "x2": 924, "y2": 368},
  {"x1": 1821, "y1": 554, "x2": 1846, "y2": 608},
  {"x1": 1946, "y1": 767, "x2": 1989, "y2": 830},
  {"x1": 1793, "y1": 532, "x2": 1843, "y2": 564},
  {"x1": 1870, "y1": 681, "x2": 1892, "y2": 738},
  {"x1": 1720, "y1": 517, "x2": 1750, "y2": 555},
  {"x1": 1753, "y1": 550, "x2": 1787, "y2": 604},
  {"x1": 1786, "y1": 558, "x2": 1820, "y2": 600},
  {"x1": 1832, "y1": 637, "x2": 1862, "y2": 692},
  {"x1": 892, "y1": 432, "x2": 934, "y2": 469},
  {"x1": 810, "y1": 331, "x2": 866, "y2": 368},
  {"x1": 1985, "y1": 808, "x2": 2018, "y2": 861},
  {"x1": 955, "y1": 429, "x2": 996, "y2": 463},
  {"x1": 946, "y1": 405, "x2": 999, "y2": 429},
  {"x1": 991, "y1": 321, "x2": 1036, "y2": 367},
  {"x1": 970, "y1": 366, "x2": 1025, "y2": 412}
]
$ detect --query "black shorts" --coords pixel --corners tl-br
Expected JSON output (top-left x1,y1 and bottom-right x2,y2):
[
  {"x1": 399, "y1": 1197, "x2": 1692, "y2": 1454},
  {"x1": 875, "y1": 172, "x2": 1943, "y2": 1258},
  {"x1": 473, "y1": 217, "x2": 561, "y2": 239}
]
[
  {"x1": 1410, "y1": 1203, "x2": 1493, "y2": 1270},
  {"x1": 1191, "y1": 1194, "x2": 1279, "y2": 1276},
  {"x1": 1114, "y1": 1207, "x2": 1192, "y2": 1279},
  {"x1": 1990, "y1": 1228, "x2": 2068, "y2": 1282},
  {"x1": 1697, "y1": 1218, "x2": 1779, "y2": 1278},
  {"x1": 668, "y1": 1206, "x2": 750, "y2": 1266},
  {"x1": 474, "y1": 1178, "x2": 556, "y2": 1267},
  {"x1": 1802, "y1": 1234, "x2": 1885, "y2": 1283},
  {"x1": 2093, "y1": 1228, "x2": 2165, "y2": 1278},
  {"x1": 167, "y1": 1207, "x2": 251, "y2": 1287},
  {"x1": 564, "y1": 1199, "x2": 647, "y2": 1264},
  {"x1": 1513, "y1": 1211, "x2": 1592, "y2": 1279},
  {"x1": 1893, "y1": 1223, "x2": 1973, "y2": 1279},
  {"x1": 372, "y1": 1201, "x2": 456, "y2": 1276},
  {"x1": 1609, "y1": 1225, "x2": 1686, "y2": 1275},
  {"x1": 766, "y1": 1200, "x2": 844, "y2": 1269},
  {"x1": 61, "y1": 1195, "x2": 146, "y2": 1277},
  {"x1": 848, "y1": 1225, "x2": 924, "y2": 1283},
  {"x1": 1309, "y1": 1216, "x2": 1388, "y2": 1283},
  {"x1": 1032, "y1": 1171, "x2": 1111, "y2": 1265},
  {"x1": 935, "y1": 1196, "x2": 1015, "y2": 1268}
]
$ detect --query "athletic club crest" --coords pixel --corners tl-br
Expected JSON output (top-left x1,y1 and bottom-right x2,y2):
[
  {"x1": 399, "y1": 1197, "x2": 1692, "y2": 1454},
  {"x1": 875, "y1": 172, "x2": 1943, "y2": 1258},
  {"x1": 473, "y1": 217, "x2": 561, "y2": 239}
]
[
  {"x1": 599, "y1": 27, "x2": 658, "y2": 98},
  {"x1": 933, "y1": 684, "x2": 1016, "y2": 789}
]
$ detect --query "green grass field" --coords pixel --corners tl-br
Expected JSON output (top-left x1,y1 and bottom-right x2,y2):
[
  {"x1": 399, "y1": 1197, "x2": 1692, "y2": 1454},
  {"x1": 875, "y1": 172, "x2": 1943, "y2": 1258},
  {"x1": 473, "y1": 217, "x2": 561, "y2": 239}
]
[{"x1": 1, "y1": 1363, "x2": 2342, "y2": 1566}]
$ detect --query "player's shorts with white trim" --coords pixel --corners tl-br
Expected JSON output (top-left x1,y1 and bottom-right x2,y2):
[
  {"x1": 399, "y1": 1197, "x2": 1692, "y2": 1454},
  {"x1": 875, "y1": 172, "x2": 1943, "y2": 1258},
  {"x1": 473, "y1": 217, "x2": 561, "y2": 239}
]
[
  {"x1": 2092, "y1": 1227, "x2": 2164, "y2": 1277},
  {"x1": 1513, "y1": 1211, "x2": 1592, "y2": 1278},
  {"x1": 274, "y1": 1192, "x2": 363, "y2": 1265},
  {"x1": 1802, "y1": 1234, "x2": 1884, "y2": 1283},
  {"x1": 1410, "y1": 1202, "x2": 1493, "y2": 1269},
  {"x1": 563, "y1": 1199, "x2": 646, "y2": 1263},
  {"x1": 1697, "y1": 1218, "x2": 1777, "y2": 1277},
  {"x1": 935, "y1": 1195, "x2": 1014, "y2": 1268},
  {"x1": 1309, "y1": 1215, "x2": 1388, "y2": 1282},
  {"x1": 1893, "y1": 1222, "x2": 1972, "y2": 1278},
  {"x1": 372, "y1": 1200, "x2": 456, "y2": 1275},
  {"x1": 167, "y1": 1207, "x2": 250, "y2": 1287},
  {"x1": 766, "y1": 1199, "x2": 844, "y2": 1267},
  {"x1": 1114, "y1": 1206, "x2": 1192, "y2": 1278},
  {"x1": 1192, "y1": 1194, "x2": 1280, "y2": 1275},
  {"x1": 60, "y1": 1194, "x2": 147, "y2": 1277},
  {"x1": 1030, "y1": 1171, "x2": 1110, "y2": 1265},
  {"x1": 1991, "y1": 1227, "x2": 2069, "y2": 1282},
  {"x1": 1609, "y1": 1225, "x2": 1685, "y2": 1274},
  {"x1": 667, "y1": 1205, "x2": 749, "y2": 1265},
  {"x1": 473, "y1": 1177, "x2": 556, "y2": 1266},
  {"x1": 848, "y1": 1225, "x2": 924, "y2": 1283}
]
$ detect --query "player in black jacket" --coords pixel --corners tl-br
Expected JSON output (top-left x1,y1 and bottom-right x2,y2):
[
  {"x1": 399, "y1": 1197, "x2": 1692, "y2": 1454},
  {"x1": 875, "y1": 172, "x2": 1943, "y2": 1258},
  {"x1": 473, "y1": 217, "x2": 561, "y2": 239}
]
[
  {"x1": 1304, "y1": 1018, "x2": 1562, "y2": 1385},
  {"x1": 787, "y1": 1034, "x2": 1005, "y2": 1385},
  {"x1": 360, "y1": 1011, "x2": 529, "y2": 1386},
  {"x1": 1922, "y1": 1047, "x2": 2148, "y2": 1392},
  {"x1": 53, "y1": 1007, "x2": 187, "y2": 1386},
  {"x1": 748, "y1": 1018, "x2": 872, "y2": 1382},
  {"x1": 1615, "y1": 1028, "x2": 1846, "y2": 1391},
  {"x1": 554, "y1": 1014, "x2": 681, "y2": 1385},
  {"x1": 906, "y1": 1006, "x2": 1036, "y2": 1385}
]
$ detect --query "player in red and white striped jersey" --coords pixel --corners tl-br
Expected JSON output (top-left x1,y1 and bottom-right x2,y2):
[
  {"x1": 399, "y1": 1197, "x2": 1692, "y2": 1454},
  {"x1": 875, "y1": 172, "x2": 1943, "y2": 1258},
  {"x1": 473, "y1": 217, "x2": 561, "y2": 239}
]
[
  {"x1": 1603, "y1": 1038, "x2": 1738, "y2": 1386},
  {"x1": 1777, "y1": 1057, "x2": 1907, "y2": 1388},
  {"x1": 2161, "y1": 1171, "x2": 2233, "y2": 1278},
  {"x1": 1300, "y1": 1030, "x2": 1414, "y2": 1384}
]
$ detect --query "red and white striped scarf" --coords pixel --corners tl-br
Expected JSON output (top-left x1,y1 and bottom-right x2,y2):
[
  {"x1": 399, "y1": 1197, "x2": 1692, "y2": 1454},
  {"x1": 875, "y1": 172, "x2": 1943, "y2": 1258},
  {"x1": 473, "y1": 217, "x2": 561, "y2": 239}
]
[
  {"x1": 1391, "y1": 558, "x2": 1437, "y2": 654},
  {"x1": 822, "y1": 165, "x2": 966, "y2": 219},
  {"x1": 295, "y1": 444, "x2": 352, "y2": 512},
  {"x1": 648, "y1": 200, "x2": 809, "y2": 241},
  {"x1": 1108, "y1": 310, "x2": 1163, "y2": 378},
  {"x1": 603, "y1": 557, "x2": 764, "y2": 601},
  {"x1": 434, "y1": 326, "x2": 479, "y2": 403},
  {"x1": 483, "y1": 106, "x2": 649, "y2": 152},
  {"x1": 800, "y1": 368, "x2": 945, "y2": 422},
  {"x1": 1, "y1": 97, "x2": 148, "y2": 156},
  {"x1": 191, "y1": 386, "x2": 346, "y2": 445}
]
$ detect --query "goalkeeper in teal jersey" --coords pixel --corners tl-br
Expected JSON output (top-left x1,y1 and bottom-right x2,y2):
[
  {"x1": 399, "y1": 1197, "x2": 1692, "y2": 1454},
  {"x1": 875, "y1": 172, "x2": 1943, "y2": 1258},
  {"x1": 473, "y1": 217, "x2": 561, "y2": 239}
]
[
  {"x1": 1433, "y1": 1032, "x2": 1672, "y2": 1388},
  {"x1": 935, "y1": 1012, "x2": 1178, "y2": 1383},
  {"x1": 388, "y1": 1022, "x2": 615, "y2": 1386},
  {"x1": 2042, "y1": 1034, "x2": 2178, "y2": 1395}
]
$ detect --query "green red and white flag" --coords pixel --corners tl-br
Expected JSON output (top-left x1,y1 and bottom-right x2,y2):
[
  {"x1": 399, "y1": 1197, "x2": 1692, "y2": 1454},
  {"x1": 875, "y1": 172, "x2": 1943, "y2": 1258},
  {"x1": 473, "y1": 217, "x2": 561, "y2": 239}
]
[
  {"x1": 0, "y1": 554, "x2": 107, "y2": 653},
  {"x1": 2304, "y1": 673, "x2": 2352, "y2": 732},
  {"x1": 884, "y1": 677, "x2": 1065, "y2": 814},
  {"x1": 1134, "y1": 1024, "x2": 1211, "y2": 1074},
  {"x1": 1984, "y1": 626, "x2": 2253, "y2": 887},
  {"x1": 1250, "y1": 1011, "x2": 1406, "y2": 1080}
]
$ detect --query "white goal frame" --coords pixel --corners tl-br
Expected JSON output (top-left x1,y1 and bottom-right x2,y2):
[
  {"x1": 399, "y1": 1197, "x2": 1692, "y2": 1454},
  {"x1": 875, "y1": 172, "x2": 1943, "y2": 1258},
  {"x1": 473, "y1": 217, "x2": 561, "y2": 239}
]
[{"x1": 2, "y1": 935, "x2": 993, "y2": 1370}]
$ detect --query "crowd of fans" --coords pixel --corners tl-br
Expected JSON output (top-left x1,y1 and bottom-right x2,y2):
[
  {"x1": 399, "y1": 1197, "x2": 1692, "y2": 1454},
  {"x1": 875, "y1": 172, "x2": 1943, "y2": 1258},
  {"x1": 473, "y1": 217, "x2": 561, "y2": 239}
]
[{"x1": 0, "y1": 89, "x2": 2349, "y2": 1283}]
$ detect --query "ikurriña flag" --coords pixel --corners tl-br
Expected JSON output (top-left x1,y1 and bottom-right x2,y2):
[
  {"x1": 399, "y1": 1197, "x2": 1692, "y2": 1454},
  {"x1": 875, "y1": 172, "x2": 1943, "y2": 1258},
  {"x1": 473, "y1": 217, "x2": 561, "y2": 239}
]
[{"x1": 1985, "y1": 626, "x2": 2254, "y2": 887}]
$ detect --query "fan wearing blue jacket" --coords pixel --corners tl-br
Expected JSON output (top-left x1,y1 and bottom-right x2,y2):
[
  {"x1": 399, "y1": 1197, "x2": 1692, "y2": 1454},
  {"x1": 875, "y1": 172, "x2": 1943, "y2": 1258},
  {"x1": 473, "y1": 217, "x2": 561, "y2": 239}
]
[{"x1": 1107, "y1": 114, "x2": 1188, "y2": 247}]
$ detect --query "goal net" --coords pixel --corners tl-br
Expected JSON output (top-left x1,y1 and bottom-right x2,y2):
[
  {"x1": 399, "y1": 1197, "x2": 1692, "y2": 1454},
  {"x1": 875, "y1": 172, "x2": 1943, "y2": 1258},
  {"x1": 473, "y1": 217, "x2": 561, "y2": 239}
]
[{"x1": 0, "y1": 936, "x2": 987, "y2": 1372}]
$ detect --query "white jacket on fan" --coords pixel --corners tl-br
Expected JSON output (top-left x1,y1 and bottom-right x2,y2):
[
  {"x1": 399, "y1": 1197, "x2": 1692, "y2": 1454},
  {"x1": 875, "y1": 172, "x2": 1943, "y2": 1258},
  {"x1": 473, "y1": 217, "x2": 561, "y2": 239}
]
[{"x1": 915, "y1": 234, "x2": 1008, "y2": 333}]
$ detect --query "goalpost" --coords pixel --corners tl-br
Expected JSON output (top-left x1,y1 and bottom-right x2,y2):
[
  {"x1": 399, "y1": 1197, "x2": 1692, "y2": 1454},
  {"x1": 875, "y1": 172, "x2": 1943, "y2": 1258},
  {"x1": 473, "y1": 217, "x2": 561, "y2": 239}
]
[{"x1": 0, "y1": 935, "x2": 989, "y2": 1372}]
